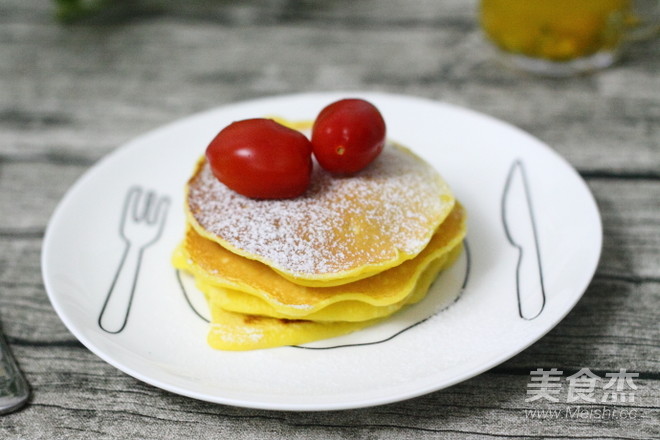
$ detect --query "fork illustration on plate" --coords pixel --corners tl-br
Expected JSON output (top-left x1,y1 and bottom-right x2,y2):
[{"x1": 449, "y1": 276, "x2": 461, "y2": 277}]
[{"x1": 98, "y1": 186, "x2": 170, "y2": 333}]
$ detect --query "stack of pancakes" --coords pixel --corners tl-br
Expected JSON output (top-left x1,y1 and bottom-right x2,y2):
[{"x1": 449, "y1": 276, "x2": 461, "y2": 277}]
[{"x1": 173, "y1": 135, "x2": 466, "y2": 350}]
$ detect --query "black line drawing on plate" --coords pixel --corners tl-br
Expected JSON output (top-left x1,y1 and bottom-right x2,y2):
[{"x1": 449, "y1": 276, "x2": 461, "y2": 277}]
[
  {"x1": 98, "y1": 186, "x2": 170, "y2": 333},
  {"x1": 176, "y1": 270, "x2": 210, "y2": 323},
  {"x1": 501, "y1": 160, "x2": 546, "y2": 320},
  {"x1": 176, "y1": 239, "x2": 471, "y2": 350}
]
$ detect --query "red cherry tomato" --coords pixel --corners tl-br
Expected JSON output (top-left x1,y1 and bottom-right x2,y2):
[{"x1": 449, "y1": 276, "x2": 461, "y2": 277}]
[
  {"x1": 311, "y1": 99, "x2": 386, "y2": 174},
  {"x1": 206, "y1": 119, "x2": 313, "y2": 199}
]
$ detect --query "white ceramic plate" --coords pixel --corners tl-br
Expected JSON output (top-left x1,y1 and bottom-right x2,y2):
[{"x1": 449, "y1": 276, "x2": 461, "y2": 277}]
[{"x1": 42, "y1": 92, "x2": 602, "y2": 411}]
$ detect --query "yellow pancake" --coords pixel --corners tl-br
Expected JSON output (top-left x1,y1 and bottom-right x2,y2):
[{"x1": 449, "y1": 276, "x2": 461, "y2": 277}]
[
  {"x1": 206, "y1": 306, "x2": 381, "y2": 351},
  {"x1": 204, "y1": 243, "x2": 462, "y2": 350},
  {"x1": 185, "y1": 142, "x2": 455, "y2": 286},
  {"x1": 203, "y1": 243, "x2": 461, "y2": 322},
  {"x1": 173, "y1": 203, "x2": 466, "y2": 317}
]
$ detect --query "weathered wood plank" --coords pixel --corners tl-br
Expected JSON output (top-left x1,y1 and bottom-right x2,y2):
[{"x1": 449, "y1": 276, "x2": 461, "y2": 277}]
[
  {"x1": 0, "y1": 162, "x2": 87, "y2": 232},
  {"x1": 0, "y1": 344, "x2": 657, "y2": 440},
  {"x1": 587, "y1": 179, "x2": 660, "y2": 280},
  {"x1": 0, "y1": 6, "x2": 658, "y2": 172}
]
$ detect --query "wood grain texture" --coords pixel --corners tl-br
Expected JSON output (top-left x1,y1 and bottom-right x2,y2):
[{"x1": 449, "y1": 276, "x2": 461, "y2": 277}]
[{"x1": 0, "y1": 0, "x2": 658, "y2": 438}]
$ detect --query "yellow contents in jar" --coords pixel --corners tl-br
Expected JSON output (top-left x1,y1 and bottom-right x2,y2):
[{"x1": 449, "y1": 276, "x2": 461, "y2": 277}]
[{"x1": 480, "y1": 0, "x2": 630, "y2": 61}]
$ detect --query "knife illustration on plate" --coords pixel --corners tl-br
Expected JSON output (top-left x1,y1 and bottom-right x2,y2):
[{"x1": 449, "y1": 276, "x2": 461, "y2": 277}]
[{"x1": 502, "y1": 160, "x2": 546, "y2": 320}]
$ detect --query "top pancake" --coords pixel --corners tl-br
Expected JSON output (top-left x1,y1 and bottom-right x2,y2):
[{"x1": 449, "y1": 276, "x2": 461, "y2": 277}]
[{"x1": 186, "y1": 142, "x2": 455, "y2": 286}]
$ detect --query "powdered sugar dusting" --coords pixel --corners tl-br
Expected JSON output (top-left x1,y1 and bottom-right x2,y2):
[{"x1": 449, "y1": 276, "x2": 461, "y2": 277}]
[{"x1": 187, "y1": 143, "x2": 453, "y2": 276}]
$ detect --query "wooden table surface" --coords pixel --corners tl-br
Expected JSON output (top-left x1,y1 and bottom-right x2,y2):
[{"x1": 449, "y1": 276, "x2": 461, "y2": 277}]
[{"x1": 1, "y1": 1, "x2": 658, "y2": 438}]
